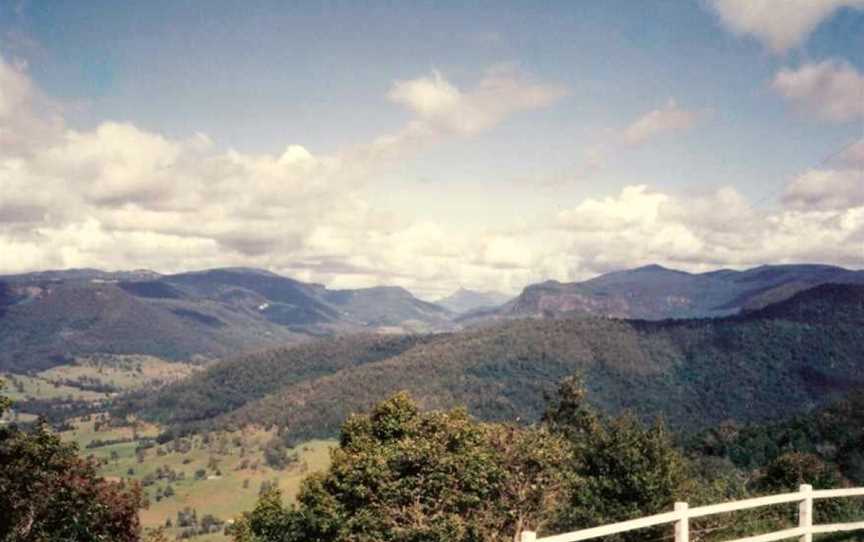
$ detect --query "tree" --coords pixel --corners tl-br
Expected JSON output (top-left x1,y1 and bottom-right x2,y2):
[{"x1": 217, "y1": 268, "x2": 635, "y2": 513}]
[
  {"x1": 752, "y1": 452, "x2": 863, "y2": 524},
  {"x1": 233, "y1": 392, "x2": 568, "y2": 542},
  {"x1": 0, "y1": 379, "x2": 146, "y2": 541},
  {"x1": 543, "y1": 375, "x2": 692, "y2": 540}
]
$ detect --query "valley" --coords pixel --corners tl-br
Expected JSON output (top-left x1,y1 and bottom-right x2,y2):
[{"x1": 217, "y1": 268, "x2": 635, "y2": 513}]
[
  {"x1": 57, "y1": 415, "x2": 333, "y2": 541},
  {"x1": 3, "y1": 264, "x2": 864, "y2": 541},
  {"x1": 114, "y1": 283, "x2": 864, "y2": 448},
  {"x1": 5, "y1": 6, "x2": 864, "y2": 539}
]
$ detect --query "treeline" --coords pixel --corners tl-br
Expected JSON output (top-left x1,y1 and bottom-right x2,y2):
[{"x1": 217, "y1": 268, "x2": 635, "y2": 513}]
[{"x1": 229, "y1": 378, "x2": 864, "y2": 542}]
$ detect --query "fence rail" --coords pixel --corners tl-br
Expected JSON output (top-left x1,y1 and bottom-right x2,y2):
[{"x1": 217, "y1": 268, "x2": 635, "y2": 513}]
[{"x1": 520, "y1": 485, "x2": 864, "y2": 542}]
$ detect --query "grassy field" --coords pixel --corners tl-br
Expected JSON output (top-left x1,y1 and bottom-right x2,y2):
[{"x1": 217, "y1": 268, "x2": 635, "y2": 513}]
[
  {"x1": 40, "y1": 354, "x2": 199, "y2": 390},
  {"x1": 0, "y1": 373, "x2": 107, "y2": 402},
  {"x1": 3, "y1": 355, "x2": 334, "y2": 540},
  {"x1": 60, "y1": 417, "x2": 334, "y2": 541},
  {"x1": 1, "y1": 354, "x2": 198, "y2": 402},
  {"x1": 1, "y1": 354, "x2": 199, "y2": 424}
]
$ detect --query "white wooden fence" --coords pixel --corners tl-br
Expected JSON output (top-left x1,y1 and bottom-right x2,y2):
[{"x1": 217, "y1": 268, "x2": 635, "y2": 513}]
[{"x1": 521, "y1": 485, "x2": 864, "y2": 542}]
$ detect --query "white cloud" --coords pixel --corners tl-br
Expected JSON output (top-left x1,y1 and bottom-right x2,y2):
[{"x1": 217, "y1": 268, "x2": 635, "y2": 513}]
[
  {"x1": 0, "y1": 54, "x2": 61, "y2": 153},
  {"x1": 388, "y1": 65, "x2": 568, "y2": 137},
  {"x1": 621, "y1": 100, "x2": 703, "y2": 146},
  {"x1": 387, "y1": 70, "x2": 462, "y2": 119},
  {"x1": 773, "y1": 60, "x2": 864, "y2": 122},
  {"x1": 783, "y1": 168, "x2": 864, "y2": 211},
  {"x1": 555, "y1": 183, "x2": 864, "y2": 274},
  {"x1": 557, "y1": 185, "x2": 669, "y2": 232},
  {"x1": 709, "y1": 0, "x2": 864, "y2": 53}
]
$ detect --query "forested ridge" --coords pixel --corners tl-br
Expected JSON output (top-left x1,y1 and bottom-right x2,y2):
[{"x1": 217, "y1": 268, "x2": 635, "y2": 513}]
[{"x1": 124, "y1": 283, "x2": 864, "y2": 446}]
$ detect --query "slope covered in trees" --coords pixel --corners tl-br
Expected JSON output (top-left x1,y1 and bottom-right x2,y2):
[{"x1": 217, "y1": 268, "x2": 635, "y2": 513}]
[
  {"x1": 129, "y1": 284, "x2": 864, "y2": 446},
  {"x1": 113, "y1": 334, "x2": 438, "y2": 428}
]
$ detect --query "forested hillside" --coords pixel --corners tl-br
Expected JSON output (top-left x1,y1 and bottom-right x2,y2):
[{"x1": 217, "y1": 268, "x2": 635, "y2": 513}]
[
  {"x1": 0, "y1": 268, "x2": 452, "y2": 371},
  {"x1": 126, "y1": 283, "x2": 864, "y2": 446},
  {"x1": 113, "y1": 334, "x2": 438, "y2": 427}
]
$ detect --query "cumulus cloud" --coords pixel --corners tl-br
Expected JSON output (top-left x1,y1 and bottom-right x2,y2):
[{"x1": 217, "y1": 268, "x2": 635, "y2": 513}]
[
  {"x1": 558, "y1": 185, "x2": 669, "y2": 232},
  {"x1": 709, "y1": 0, "x2": 864, "y2": 53},
  {"x1": 621, "y1": 100, "x2": 703, "y2": 146},
  {"x1": 388, "y1": 65, "x2": 568, "y2": 137},
  {"x1": 554, "y1": 183, "x2": 864, "y2": 275},
  {"x1": 773, "y1": 60, "x2": 864, "y2": 122}
]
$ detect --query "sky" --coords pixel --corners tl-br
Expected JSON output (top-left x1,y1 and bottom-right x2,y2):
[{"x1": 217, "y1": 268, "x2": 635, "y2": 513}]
[{"x1": 0, "y1": 0, "x2": 863, "y2": 299}]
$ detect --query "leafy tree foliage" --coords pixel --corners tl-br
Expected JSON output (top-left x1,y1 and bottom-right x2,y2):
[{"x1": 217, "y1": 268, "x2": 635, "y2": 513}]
[
  {"x1": 232, "y1": 392, "x2": 569, "y2": 541},
  {"x1": 0, "y1": 379, "x2": 145, "y2": 542},
  {"x1": 544, "y1": 375, "x2": 693, "y2": 540}
]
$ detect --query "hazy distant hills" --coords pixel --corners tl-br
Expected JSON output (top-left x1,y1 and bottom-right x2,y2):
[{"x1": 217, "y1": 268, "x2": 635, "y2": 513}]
[
  {"x1": 123, "y1": 283, "x2": 864, "y2": 444},
  {"x1": 478, "y1": 264, "x2": 864, "y2": 322},
  {"x1": 434, "y1": 288, "x2": 511, "y2": 314},
  {"x1": 0, "y1": 267, "x2": 452, "y2": 371}
]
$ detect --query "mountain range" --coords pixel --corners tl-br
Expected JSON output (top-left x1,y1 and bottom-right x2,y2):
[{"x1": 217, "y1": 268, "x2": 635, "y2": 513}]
[
  {"x1": 0, "y1": 267, "x2": 452, "y2": 371},
  {"x1": 477, "y1": 263, "x2": 864, "y2": 321},
  {"x1": 2, "y1": 263, "x2": 862, "y2": 372}
]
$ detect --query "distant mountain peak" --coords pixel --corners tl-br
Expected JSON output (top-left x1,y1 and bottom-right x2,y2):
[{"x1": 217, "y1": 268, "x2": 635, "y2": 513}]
[
  {"x1": 199, "y1": 267, "x2": 282, "y2": 277},
  {"x1": 627, "y1": 263, "x2": 694, "y2": 276},
  {"x1": 470, "y1": 262, "x2": 864, "y2": 323},
  {"x1": 634, "y1": 263, "x2": 669, "y2": 272},
  {"x1": 435, "y1": 287, "x2": 511, "y2": 314}
]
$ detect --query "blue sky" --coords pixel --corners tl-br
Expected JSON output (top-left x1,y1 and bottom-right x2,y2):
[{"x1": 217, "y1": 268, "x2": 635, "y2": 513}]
[{"x1": 1, "y1": 1, "x2": 863, "y2": 297}]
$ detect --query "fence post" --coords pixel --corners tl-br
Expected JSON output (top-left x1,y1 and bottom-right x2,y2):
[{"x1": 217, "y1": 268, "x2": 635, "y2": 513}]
[
  {"x1": 799, "y1": 484, "x2": 813, "y2": 542},
  {"x1": 675, "y1": 502, "x2": 689, "y2": 542},
  {"x1": 521, "y1": 531, "x2": 537, "y2": 542}
]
